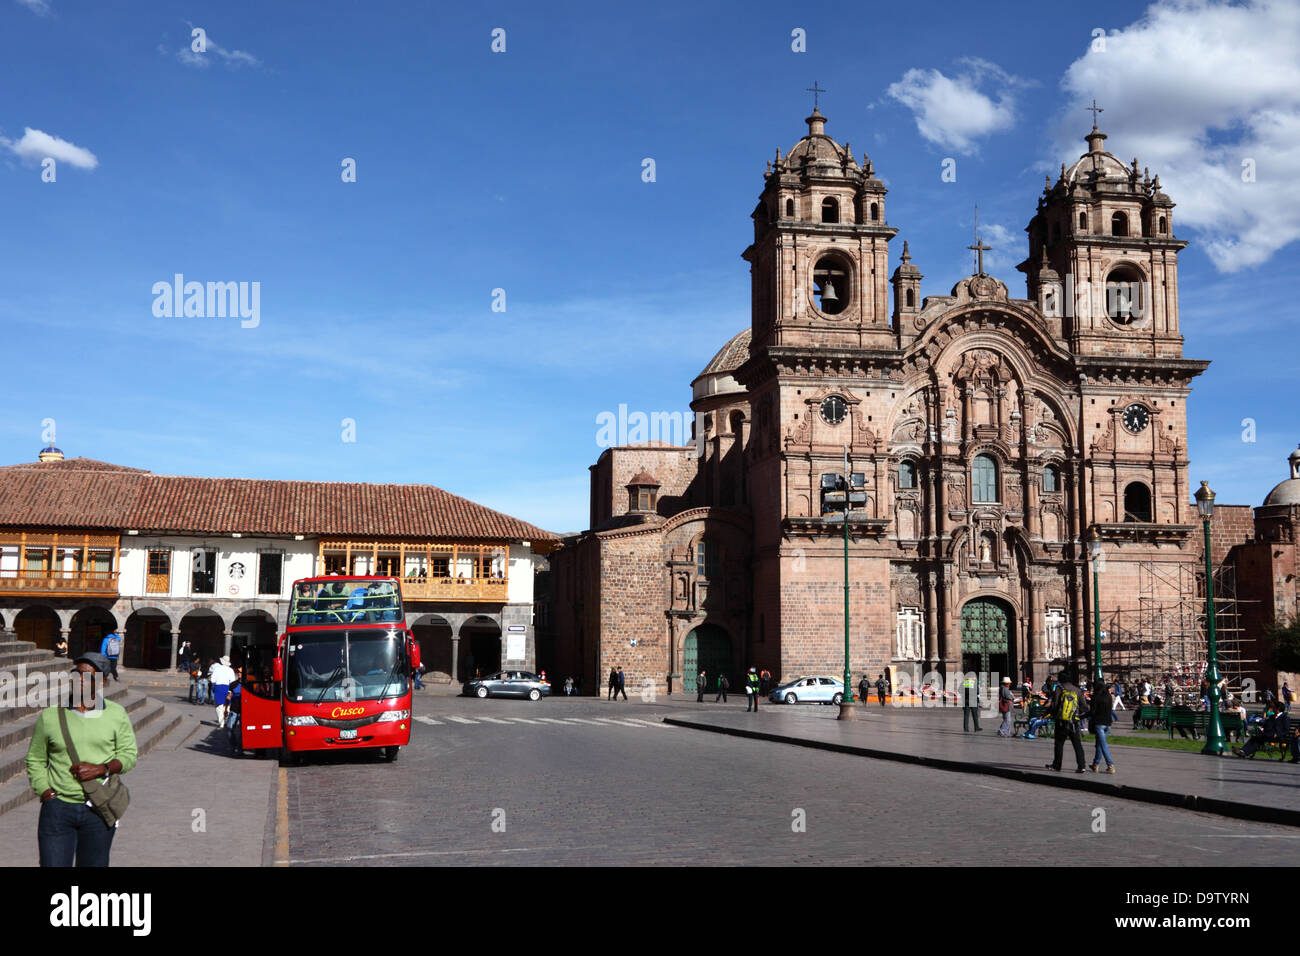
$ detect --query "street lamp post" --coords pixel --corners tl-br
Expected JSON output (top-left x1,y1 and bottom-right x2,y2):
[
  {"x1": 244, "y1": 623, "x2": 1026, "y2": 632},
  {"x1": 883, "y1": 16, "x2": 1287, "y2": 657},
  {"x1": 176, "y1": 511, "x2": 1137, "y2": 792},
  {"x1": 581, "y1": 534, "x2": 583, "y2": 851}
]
[
  {"x1": 1090, "y1": 537, "x2": 1104, "y2": 687},
  {"x1": 1195, "y1": 480, "x2": 1228, "y2": 756},
  {"x1": 835, "y1": 446, "x2": 860, "y2": 721}
]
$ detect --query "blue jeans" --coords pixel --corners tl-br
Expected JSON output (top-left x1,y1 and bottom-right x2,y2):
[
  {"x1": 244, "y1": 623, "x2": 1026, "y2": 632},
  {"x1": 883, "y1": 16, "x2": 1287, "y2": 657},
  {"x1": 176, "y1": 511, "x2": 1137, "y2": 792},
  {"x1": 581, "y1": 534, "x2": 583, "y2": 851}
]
[
  {"x1": 1093, "y1": 724, "x2": 1114, "y2": 767},
  {"x1": 38, "y1": 798, "x2": 115, "y2": 867},
  {"x1": 1024, "y1": 717, "x2": 1051, "y2": 736},
  {"x1": 197, "y1": 678, "x2": 209, "y2": 703}
]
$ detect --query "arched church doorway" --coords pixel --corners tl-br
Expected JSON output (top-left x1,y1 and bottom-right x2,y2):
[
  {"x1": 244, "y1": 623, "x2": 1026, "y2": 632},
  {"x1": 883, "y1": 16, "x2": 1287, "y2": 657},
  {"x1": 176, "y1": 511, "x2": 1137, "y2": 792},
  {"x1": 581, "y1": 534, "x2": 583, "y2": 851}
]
[
  {"x1": 683, "y1": 623, "x2": 732, "y2": 695},
  {"x1": 960, "y1": 597, "x2": 1013, "y2": 681}
]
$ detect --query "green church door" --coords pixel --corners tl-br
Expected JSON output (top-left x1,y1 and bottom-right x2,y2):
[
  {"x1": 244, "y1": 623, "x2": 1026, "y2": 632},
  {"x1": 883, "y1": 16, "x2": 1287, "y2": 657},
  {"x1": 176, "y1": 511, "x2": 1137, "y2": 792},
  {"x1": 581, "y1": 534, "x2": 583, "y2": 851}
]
[
  {"x1": 683, "y1": 625, "x2": 732, "y2": 695},
  {"x1": 960, "y1": 598, "x2": 1011, "y2": 680}
]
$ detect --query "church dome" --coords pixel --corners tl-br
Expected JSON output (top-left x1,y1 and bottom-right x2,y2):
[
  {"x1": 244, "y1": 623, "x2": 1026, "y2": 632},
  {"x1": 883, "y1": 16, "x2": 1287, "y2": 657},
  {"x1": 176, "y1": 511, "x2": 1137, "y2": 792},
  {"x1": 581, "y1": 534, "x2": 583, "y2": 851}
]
[
  {"x1": 1263, "y1": 445, "x2": 1300, "y2": 506},
  {"x1": 778, "y1": 110, "x2": 862, "y2": 178},
  {"x1": 691, "y1": 329, "x2": 751, "y2": 403}
]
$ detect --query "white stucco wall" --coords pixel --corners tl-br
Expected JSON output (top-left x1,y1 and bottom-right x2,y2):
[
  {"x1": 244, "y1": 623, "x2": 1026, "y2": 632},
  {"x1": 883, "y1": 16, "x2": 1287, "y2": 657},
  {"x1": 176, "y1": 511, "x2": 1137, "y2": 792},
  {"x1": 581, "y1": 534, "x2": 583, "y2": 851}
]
[{"x1": 119, "y1": 536, "x2": 318, "y2": 600}]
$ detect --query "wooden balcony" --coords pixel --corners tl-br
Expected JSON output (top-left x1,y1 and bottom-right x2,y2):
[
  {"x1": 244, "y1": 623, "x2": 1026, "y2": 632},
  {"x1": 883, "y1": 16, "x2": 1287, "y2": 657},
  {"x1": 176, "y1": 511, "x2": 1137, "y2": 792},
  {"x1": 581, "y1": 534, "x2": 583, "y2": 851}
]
[
  {"x1": 401, "y1": 576, "x2": 508, "y2": 603},
  {"x1": 0, "y1": 570, "x2": 120, "y2": 596}
]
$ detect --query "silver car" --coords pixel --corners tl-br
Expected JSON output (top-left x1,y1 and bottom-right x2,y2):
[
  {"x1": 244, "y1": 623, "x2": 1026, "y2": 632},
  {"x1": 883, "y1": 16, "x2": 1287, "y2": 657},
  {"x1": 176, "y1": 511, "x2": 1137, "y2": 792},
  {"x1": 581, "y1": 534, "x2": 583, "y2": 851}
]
[
  {"x1": 772, "y1": 676, "x2": 844, "y2": 705},
  {"x1": 464, "y1": 671, "x2": 551, "y2": 701}
]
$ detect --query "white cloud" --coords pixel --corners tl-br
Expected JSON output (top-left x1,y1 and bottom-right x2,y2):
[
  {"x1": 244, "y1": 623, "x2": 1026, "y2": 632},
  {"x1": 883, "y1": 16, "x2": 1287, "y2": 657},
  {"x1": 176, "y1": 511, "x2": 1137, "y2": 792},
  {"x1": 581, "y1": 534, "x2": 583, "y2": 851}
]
[
  {"x1": 170, "y1": 26, "x2": 261, "y2": 70},
  {"x1": 15, "y1": 0, "x2": 50, "y2": 15},
  {"x1": 887, "y1": 57, "x2": 1029, "y2": 154},
  {"x1": 1058, "y1": 0, "x2": 1300, "y2": 272},
  {"x1": 1, "y1": 127, "x2": 97, "y2": 169}
]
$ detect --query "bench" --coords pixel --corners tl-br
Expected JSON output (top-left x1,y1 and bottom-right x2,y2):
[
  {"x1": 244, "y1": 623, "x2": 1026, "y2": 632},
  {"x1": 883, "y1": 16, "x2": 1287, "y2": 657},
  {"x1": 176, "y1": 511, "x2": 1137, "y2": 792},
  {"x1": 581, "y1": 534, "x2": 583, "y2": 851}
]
[
  {"x1": 1166, "y1": 709, "x2": 1245, "y2": 741},
  {"x1": 1237, "y1": 721, "x2": 1297, "y2": 760},
  {"x1": 1133, "y1": 705, "x2": 1167, "y2": 731}
]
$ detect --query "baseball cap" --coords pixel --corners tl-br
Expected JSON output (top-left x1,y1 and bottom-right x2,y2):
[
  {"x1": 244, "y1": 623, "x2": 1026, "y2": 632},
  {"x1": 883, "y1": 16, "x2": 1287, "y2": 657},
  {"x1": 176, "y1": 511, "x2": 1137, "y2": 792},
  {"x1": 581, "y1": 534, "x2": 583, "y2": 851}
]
[{"x1": 73, "y1": 651, "x2": 110, "y2": 674}]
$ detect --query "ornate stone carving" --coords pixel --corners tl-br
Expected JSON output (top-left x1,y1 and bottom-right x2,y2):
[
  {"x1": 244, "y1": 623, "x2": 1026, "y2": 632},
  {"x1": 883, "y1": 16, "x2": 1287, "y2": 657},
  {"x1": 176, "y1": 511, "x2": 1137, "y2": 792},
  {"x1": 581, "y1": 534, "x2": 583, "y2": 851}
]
[{"x1": 947, "y1": 474, "x2": 967, "y2": 511}]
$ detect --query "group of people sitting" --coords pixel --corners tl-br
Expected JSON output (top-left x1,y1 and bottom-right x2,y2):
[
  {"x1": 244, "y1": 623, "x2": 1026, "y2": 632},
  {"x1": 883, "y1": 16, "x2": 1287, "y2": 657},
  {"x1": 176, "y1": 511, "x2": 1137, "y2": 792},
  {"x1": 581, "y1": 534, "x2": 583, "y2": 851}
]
[{"x1": 1232, "y1": 701, "x2": 1299, "y2": 761}]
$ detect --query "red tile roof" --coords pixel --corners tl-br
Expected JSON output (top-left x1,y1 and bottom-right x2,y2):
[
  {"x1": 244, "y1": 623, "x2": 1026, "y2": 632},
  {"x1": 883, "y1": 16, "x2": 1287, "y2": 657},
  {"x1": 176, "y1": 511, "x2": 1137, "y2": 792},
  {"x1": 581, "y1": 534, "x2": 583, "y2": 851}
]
[{"x1": 0, "y1": 460, "x2": 556, "y2": 541}]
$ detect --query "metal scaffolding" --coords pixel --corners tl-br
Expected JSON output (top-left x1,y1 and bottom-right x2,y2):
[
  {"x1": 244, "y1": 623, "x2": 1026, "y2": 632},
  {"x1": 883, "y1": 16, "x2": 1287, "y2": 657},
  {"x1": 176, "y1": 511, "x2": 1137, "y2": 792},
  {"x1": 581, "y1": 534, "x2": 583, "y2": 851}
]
[{"x1": 1093, "y1": 560, "x2": 1256, "y2": 705}]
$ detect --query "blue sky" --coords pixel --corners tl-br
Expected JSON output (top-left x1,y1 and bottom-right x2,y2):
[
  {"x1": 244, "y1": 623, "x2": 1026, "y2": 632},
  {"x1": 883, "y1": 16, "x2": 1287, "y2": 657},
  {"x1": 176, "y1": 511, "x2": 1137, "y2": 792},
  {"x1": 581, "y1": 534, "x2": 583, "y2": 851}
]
[{"x1": 2, "y1": 0, "x2": 1297, "y2": 532}]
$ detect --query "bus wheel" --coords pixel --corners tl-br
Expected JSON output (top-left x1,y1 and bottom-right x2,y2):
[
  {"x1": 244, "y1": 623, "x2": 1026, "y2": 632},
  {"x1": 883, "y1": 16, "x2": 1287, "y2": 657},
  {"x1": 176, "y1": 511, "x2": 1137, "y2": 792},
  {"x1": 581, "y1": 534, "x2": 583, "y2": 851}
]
[
  {"x1": 383, "y1": 746, "x2": 400, "y2": 762},
  {"x1": 280, "y1": 747, "x2": 300, "y2": 767}
]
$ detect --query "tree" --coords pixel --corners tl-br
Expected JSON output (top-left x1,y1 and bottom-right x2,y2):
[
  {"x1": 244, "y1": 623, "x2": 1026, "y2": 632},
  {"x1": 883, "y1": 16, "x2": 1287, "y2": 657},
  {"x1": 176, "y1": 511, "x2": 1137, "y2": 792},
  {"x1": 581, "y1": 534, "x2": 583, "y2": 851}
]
[{"x1": 1266, "y1": 618, "x2": 1300, "y2": 673}]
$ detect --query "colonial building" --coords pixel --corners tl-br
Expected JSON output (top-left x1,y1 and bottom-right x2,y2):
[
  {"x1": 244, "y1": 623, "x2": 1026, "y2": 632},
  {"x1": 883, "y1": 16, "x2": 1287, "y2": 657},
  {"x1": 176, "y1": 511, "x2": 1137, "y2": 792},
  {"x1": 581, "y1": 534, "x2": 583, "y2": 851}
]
[
  {"x1": 0, "y1": 448, "x2": 556, "y2": 677},
  {"x1": 551, "y1": 108, "x2": 1212, "y2": 697}
]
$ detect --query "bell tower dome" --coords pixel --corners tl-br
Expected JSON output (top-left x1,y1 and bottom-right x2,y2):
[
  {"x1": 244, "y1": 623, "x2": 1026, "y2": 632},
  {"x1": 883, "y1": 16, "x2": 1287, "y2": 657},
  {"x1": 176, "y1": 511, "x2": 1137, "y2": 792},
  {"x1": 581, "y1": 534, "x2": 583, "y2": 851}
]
[
  {"x1": 1019, "y1": 117, "x2": 1187, "y2": 359},
  {"x1": 743, "y1": 106, "x2": 899, "y2": 353}
]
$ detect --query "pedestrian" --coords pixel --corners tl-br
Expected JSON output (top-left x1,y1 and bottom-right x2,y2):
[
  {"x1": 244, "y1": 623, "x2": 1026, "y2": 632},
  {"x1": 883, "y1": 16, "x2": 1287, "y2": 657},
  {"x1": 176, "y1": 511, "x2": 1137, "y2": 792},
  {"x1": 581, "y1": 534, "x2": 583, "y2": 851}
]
[
  {"x1": 996, "y1": 676, "x2": 1015, "y2": 736},
  {"x1": 875, "y1": 673, "x2": 887, "y2": 707},
  {"x1": 858, "y1": 674, "x2": 870, "y2": 703},
  {"x1": 209, "y1": 655, "x2": 237, "y2": 727},
  {"x1": 187, "y1": 657, "x2": 203, "y2": 704},
  {"x1": 715, "y1": 672, "x2": 729, "y2": 703},
  {"x1": 196, "y1": 659, "x2": 210, "y2": 707},
  {"x1": 607, "y1": 667, "x2": 618, "y2": 700},
  {"x1": 1089, "y1": 681, "x2": 1116, "y2": 773},
  {"x1": 177, "y1": 639, "x2": 191, "y2": 672},
  {"x1": 746, "y1": 666, "x2": 760, "y2": 711},
  {"x1": 761, "y1": 668, "x2": 772, "y2": 696},
  {"x1": 1111, "y1": 681, "x2": 1126, "y2": 710},
  {"x1": 1045, "y1": 666, "x2": 1088, "y2": 773},
  {"x1": 412, "y1": 662, "x2": 426, "y2": 690},
  {"x1": 25, "y1": 651, "x2": 138, "y2": 867},
  {"x1": 564, "y1": 676, "x2": 574, "y2": 696},
  {"x1": 1284, "y1": 682, "x2": 1294, "y2": 713},
  {"x1": 961, "y1": 673, "x2": 981, "y2": 732},
  {"x1": 99, "y1": 631, "x2": 122, "y2": 683},
  {"x1": 696, "y1": 669, "x2": 707, "y2": 703},
  {"x1": 615, "y1": 666, "x2": 628, "y2": 701}
]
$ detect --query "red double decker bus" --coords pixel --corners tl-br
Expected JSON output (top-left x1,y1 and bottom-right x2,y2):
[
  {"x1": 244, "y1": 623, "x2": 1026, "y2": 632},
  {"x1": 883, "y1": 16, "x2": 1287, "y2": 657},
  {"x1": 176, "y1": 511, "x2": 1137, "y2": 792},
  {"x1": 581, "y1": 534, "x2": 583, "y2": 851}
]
[{"x1": 233, "y1": 576, "x2": 421, "y2": 764}]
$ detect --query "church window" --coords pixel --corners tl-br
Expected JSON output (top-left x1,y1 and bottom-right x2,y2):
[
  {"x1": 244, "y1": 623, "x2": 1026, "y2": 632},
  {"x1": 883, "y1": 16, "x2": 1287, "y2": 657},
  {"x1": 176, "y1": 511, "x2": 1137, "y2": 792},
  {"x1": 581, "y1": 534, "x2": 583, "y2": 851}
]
[
  {"x1": 1078, "y1": 211, "x2": 1087, "y2": 231},
  {"x1": 1045, "y1": 608, "x2": 1070, "y2": 659},
  {"x1": 1158, "y1": 216, "x2": 1166, "y2": 234},
  {"x1": 821, "y1": 198, "x2": 839, "y2": 223},
  {"x1": 869, "y1": 202, "x2": 879, "y2": 221},
  {"x1": 812, "y1": 257, "x2": 849, "y2": 315},
  {"x1": 1105, "y1": 266, "x2": 1145, "y2": 324},
  {"x1": 785, "y1": 198, "x2": 794, "y2": 217},
  {"x1": 1111, "y1": 211, "x2": 1128, "y2": 236},
  {"x1": 905, "y1": 288, "x2": 915, "y2": 308},
  {"x1": 696, "y1": 539, "x2": 719, "y2": 578},
  {"x1": 898, "y1": 460, "x2": 917, "y2": 489},
  {"x1": 896, "y1": 607, "x2": 924, "y2": 660},
  {"x1": 972, "y1": 455, "x2": 998, "y2": 503},
  {"x1": 1123, "y1": 482, "x2": 1152, "y2": 522},
  {"x1": 1042, "y1": 464, "x2": 1060, "y2": 493}
]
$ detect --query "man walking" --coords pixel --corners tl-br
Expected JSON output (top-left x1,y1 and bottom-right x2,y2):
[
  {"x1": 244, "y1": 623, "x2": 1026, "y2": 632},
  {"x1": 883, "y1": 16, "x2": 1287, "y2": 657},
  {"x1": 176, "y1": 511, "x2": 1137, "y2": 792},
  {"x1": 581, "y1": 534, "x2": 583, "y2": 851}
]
[
  {"x1": 715, "y1": 672, "x2": 729, "y2": 703},
  {"x1": 696, "y1": 669, "x2": 707, "y2": 703},
  {"x1": 607, "y1": 667, "x2": 618, "y2": 700},
  {"x1": 858, "y1": 674, "x2": 870, "y2": 704},
  {"x1": 961, "y1": 673, "x2": 981, "y2": 732},
  {"x1": 99, "y1": 631, "x2": 122, "y2": 683},
  {"x1": 614, "y1": 666, "x2": 628, "y2": 701},
  {"x1": 875, "y1": 673, "x2": 888, "y2": 707},
  {"x1": 1284, "y1": 682, "x2": 1294, "y2": 713},
  {"x1": 1045, "y1": 666, "x2": 1088, "y2": 773},
  {"x1": 746, "y1": 667, "x2": 760, "y2": 712}
]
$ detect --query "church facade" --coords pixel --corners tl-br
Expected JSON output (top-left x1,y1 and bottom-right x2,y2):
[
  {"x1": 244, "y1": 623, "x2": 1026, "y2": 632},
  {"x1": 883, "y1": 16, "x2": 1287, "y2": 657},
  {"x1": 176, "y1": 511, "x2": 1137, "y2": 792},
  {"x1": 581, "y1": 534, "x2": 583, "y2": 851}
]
[{"x1": 549, "y1": 108, "x2": 1209, "y2": 698}]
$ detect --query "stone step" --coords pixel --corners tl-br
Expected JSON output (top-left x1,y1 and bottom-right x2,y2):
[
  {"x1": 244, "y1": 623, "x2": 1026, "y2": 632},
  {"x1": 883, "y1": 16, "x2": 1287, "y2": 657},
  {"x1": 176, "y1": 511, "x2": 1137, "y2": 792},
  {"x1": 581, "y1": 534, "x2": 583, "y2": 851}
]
[
  {"x1": 0, "y1": 640, "x2": 38, "y2": 654},
  {"x1": 0, "y1": 674, "x2": 131, "y2": 729},
  {"x1": 0, "y1": 690, "x2": 158, "y2": 788},
  {"x1": 0, "y1": 650, "x2": 65, "y2": 670}
]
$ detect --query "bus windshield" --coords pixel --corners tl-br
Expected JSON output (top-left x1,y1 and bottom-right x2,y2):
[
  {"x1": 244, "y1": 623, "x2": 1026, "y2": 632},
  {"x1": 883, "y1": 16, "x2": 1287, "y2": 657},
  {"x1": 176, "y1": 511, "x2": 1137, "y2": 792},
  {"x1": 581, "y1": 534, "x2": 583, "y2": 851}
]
[
  {"x1": 285, "y1": 629, "x2": 410, "y2": 702},
  {"x1": 289, "y1": 579, "x2": 403, "y2": 627}
]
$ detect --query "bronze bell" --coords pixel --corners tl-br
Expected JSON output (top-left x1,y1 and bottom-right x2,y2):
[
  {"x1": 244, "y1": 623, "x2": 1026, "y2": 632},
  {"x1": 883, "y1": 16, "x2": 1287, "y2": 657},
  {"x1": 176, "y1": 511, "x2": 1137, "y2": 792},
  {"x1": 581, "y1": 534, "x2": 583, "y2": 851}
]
[{"x1": 821, "y1": 280, "x2": 838, "y2": 303}]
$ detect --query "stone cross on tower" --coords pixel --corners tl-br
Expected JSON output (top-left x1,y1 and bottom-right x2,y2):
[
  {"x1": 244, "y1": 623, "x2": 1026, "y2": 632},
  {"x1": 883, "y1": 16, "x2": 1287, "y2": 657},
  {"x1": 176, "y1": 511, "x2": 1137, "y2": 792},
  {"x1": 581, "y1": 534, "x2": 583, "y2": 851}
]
[
  {"x1": 968, "y1": 206, "x2": 991, "y2": 276},
  {"x1": 805, "y1": 81, "x2": 826, "y2": 111},
  {"x1": 1087, "y1": 99, "x2": 1104, "y2": 128}
]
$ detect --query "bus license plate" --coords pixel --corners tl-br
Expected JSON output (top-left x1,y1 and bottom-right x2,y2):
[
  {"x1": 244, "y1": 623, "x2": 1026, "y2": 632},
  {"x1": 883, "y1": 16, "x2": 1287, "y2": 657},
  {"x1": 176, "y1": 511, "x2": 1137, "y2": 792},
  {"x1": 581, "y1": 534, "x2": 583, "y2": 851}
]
[{"x1": 340, "y1": 729, "x2": 357, "y2": 739}]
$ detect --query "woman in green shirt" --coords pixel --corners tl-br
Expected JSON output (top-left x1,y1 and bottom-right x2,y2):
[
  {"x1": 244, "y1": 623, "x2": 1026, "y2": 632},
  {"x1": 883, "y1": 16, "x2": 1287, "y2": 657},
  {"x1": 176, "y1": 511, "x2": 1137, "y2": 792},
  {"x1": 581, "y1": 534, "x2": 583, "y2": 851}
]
[{"x1": 26, "y1": 652, "x2": 138, "y2": 867}]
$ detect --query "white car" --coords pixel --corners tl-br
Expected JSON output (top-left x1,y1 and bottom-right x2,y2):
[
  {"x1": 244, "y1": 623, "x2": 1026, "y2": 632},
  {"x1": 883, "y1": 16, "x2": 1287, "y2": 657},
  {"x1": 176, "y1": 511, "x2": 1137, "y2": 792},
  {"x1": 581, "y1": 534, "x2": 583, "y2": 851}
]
[{"x1": 771, "y1": 676, "x2": 844, "y2": 705}]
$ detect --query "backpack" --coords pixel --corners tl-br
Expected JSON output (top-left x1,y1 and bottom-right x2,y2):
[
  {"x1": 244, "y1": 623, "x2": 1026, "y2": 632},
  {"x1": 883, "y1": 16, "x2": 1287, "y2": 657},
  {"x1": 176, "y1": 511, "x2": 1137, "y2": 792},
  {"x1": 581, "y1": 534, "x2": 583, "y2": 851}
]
[
  {"x1": 1056, "y1": 687, "x2": 1081, "y2": 722},
  {"x1": 105, "y1": 635, "x2": 121, "y2": 657}
]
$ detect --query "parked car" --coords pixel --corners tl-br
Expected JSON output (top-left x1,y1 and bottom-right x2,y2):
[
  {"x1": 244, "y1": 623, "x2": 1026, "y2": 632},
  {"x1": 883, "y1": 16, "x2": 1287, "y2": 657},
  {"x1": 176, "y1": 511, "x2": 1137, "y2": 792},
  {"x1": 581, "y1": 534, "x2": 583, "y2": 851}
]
[
  {"x1": 770, "y1": 676, "x2": 844, "y2": 705},
  {"x1": 464, "y1": 671, "x2": 551, "y2": 701}
]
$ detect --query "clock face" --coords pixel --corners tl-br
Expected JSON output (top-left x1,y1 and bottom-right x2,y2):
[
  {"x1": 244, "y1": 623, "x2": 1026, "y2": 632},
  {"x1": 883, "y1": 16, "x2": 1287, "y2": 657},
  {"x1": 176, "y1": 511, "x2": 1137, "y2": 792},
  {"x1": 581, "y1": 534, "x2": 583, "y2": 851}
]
[
  {"x1": 820, "y1": 395, "x2": 847, "y2": 425},
  {"x1": 1122, "y1": 403, "x2": 1150, "y2": 433}
]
